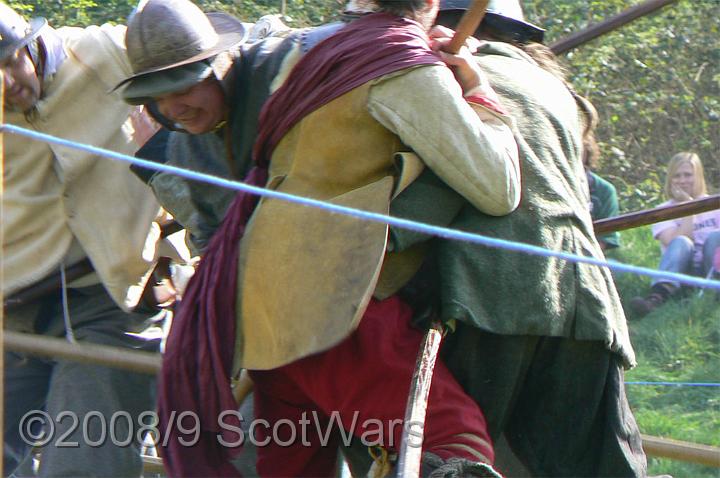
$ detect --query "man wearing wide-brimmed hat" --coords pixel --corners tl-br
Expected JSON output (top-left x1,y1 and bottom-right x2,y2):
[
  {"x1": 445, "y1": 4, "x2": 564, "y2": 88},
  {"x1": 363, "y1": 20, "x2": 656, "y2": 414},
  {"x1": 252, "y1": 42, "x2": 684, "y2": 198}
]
[
  {"x1": 0, "y1": 2, "x2": 185, "y2": 475},
  {"x1": 117, "y1": 0, "x2": 525, "y2": 476},
  {"x1": 116, "y1": 0, "x2": 288, "y2": 253}
]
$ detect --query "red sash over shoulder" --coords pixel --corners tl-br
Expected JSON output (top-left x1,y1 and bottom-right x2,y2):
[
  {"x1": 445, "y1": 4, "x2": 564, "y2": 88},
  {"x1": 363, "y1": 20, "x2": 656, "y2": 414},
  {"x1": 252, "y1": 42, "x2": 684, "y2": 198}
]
[
  {"x1": 158, "y1": 12, "x2": 442, "y2": 476},
  {"x1": 253, "y1": 12, "x2": 443, "y2": 165}
]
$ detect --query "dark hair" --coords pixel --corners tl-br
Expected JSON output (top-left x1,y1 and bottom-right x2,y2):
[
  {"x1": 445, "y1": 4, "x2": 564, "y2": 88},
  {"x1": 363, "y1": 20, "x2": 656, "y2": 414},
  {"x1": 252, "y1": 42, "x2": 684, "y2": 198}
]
[{"x1": 376, "y1": 0, "x2": 426, "y2": 17}]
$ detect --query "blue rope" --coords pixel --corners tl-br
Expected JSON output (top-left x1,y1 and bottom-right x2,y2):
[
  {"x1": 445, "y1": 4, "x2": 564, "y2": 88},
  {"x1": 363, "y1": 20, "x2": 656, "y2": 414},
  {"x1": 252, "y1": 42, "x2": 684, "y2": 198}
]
[
  {"x1": 626, "y1": 381, "x2": 720, "y2": 387},
  {"x1": 3, "y1": 123, "x2": 720, "y2": 291}
]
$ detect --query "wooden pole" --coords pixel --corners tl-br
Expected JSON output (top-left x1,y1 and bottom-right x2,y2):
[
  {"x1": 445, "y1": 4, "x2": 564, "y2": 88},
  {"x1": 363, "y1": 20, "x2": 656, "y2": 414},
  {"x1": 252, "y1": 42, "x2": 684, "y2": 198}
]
[
  {"x1": 3, "y1": 331, "x2": 161, "y2": 375},
  {"x1": 232, "y1": 369, "x2": 254, "y2": 404},
  {"x1": 550, "y1": 0, "x2": 679, "y2": 55},
  {"x1": 594, "y1": 194, "x2": 720, "y2": 234},
  {"x1": 445, "y1": 0, "x2": 490, "y2": 54},
  {"x1": 396, "y1": 5, "x2": 491, "y2": 475},
  {"x1": 642, "y1": 434, "x2": 720, "y2": 468},
  {"x1": 396, "y1": 323, "x2": 445, "y2": 478},
  {"x1": 142, "y1": 455, "x2": 166, "y2": 474}
]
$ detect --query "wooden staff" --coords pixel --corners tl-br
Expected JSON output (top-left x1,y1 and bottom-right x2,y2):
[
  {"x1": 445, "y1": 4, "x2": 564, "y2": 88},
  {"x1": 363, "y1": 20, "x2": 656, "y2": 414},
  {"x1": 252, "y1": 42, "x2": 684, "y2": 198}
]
[
  {"x1": 395, "y1": 322, "x2": 445, "y2": 477},
  {"x1": 551, "y1": 0, "x2": 679, "y2": 54},
  {"x1": 445, "y1": 0, "x2": 490, "y2": 54},
  {"x1": 4, "y1": 330, "x2": 161, "y2": 375},
  {"x1": 232, "y1": 369, "x2": 254, "y2": 405},
  {"x1": 641, "y1": 434, "x2": 720, "y2": 468},
  {"x1": 397, "y1": 4, "x2": 491, "y2": 475},
  {"x1": 594, "y1": 194, "x2": 720, "y2": 234},
  {"x1": 5, "y1": 331, "x2": 256, "y2": 404}
]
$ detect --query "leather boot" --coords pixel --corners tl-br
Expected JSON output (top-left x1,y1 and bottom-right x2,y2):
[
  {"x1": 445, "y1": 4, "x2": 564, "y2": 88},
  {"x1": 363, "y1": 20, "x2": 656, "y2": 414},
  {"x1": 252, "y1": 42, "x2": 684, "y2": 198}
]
[
  {"x1": 420, "y1": 452, "x2": 503, "y2": 478},
  {"x1": 629, "y1": 292, "x2": 666, "y2": 318}
]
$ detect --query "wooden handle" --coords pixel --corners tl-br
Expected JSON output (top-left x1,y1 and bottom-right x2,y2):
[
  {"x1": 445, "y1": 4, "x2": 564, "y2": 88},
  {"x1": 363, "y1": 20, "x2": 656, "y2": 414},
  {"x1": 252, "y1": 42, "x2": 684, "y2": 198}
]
[
  {"x1": 641, "y1": 434, "x2": 720, "y2": 468},
  {"x1": 594, "y1": 194, "x2": 720, "y2": 234},
  {"x1": 550, "y1": 0, "x2": 678, "y2": 54},
  {"x1": 445, "y1": 0, "x2": 490, "y2": 54}
]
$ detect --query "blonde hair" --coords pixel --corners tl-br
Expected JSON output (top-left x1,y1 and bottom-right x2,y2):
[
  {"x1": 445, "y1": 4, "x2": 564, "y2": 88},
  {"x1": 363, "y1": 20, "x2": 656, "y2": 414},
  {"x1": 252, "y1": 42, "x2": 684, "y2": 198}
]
[{"x1": 664, "y1": 152, "x2": 707, "y2": 200}]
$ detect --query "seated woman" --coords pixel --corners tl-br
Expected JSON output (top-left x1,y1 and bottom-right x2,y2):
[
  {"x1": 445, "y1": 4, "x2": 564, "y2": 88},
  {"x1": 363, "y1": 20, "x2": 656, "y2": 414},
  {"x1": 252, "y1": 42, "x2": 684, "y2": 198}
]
[{"x1": 630, "y1": 152, "x2": 720, "y2": 317}]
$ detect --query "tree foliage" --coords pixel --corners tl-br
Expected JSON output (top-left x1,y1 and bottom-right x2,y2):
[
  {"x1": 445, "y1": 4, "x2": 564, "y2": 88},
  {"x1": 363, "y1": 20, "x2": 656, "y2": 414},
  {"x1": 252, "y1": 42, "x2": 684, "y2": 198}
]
[
  {"x1": 8, "y1": 0, "x2": 342, "y2": 28},
  {"x1": 10, "y1": 0, "x2": 719, "y2": 212},
  {"x1": 525, "y1": 0, "x2": 719, "y2": 211}
]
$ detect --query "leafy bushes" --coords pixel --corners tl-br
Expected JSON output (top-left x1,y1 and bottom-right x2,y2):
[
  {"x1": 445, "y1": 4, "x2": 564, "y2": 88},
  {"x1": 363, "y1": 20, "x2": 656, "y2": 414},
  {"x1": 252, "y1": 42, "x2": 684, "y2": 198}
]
[{"x1": 525, "y1": 0, "x2": 718, "y2": 212}]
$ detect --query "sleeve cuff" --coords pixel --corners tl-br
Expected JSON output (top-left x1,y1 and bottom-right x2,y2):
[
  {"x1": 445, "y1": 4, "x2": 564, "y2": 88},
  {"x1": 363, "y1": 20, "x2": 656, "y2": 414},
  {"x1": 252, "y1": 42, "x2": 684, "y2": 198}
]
[{"x1": 464, "y1": 93, "x2": 508, "y2": 116}]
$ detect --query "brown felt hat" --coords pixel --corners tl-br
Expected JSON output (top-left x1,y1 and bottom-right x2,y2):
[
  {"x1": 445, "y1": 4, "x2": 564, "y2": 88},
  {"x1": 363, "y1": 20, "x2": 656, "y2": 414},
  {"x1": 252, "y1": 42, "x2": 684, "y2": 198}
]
[{"x1": 114, "y1": 0, "x2": 247, "y2": 102}]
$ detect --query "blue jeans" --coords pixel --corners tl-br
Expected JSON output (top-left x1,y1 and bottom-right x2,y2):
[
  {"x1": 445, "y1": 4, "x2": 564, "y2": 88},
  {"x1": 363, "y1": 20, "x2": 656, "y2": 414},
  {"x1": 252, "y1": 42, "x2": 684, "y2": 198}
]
[{"x1": 652, "y1": 231, "x2": 720, "y2": 290}]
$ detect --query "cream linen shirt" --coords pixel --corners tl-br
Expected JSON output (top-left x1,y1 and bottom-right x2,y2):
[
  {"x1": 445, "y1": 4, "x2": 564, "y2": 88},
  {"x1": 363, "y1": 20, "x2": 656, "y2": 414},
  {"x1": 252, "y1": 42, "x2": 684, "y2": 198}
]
[
  {"x1": 2, "y1": 24, "x2": 165, "y2": 310},
  {"x1": 368, "y1": 64, "x2": 520, "y2": 215},
  {"x1": 271, "y1": 50, "x2": 521, "y2": 215}
]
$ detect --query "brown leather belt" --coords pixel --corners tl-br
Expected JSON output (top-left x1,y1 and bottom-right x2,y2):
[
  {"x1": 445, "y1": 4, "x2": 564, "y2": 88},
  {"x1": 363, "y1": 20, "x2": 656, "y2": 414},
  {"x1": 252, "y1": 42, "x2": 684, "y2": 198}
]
[{"x1": 3, "y1": 258, "x2": 95, "y2": 311}]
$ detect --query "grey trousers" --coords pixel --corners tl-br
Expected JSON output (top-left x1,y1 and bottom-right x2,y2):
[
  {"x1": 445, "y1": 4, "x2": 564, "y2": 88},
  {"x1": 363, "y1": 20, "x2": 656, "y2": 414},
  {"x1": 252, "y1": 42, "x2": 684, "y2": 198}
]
[
  {"x1": 442, "y1": 325, "x2": 648, "y2": 478},
  {"x1": 4, "y1": 284, "x2": 159, "y2": 478}
]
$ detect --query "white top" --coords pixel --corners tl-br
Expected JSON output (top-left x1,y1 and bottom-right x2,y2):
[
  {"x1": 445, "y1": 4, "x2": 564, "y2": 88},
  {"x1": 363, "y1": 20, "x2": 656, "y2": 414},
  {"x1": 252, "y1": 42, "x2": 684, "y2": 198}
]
[{"x1": 652, "y1": 197, "x2": 720, "y2": 265}]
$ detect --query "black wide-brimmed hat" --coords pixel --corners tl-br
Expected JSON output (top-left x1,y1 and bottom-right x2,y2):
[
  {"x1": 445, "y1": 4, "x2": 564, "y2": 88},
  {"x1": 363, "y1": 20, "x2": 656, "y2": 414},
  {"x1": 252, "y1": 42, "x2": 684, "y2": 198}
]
[{"x1": 439, "y1": 0, "x2": 545, "y2": 44}]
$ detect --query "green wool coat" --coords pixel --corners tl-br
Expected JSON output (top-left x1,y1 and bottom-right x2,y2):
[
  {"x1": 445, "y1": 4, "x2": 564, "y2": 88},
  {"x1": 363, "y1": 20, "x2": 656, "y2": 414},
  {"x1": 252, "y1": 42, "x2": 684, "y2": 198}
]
[{"x1": 390, "y1": 42, "x2": 635, "y2": 367}]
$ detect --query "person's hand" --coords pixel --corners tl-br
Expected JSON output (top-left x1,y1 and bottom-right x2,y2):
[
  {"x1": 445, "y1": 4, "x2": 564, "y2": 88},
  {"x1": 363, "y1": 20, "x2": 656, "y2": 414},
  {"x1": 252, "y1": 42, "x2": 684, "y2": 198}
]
[
  {"x1": 153, "y1": 280, "x2": 178, "y2": 307},
  {"x1": 130, "y1": 105, "x2": 161, "y2": 148},
  {"x1": 429, "y1": 26, "x2": 497, "y2": 101},
  {"x1": 429, "y1": 25, "x2": 483, "y2": 51},
  {"x1": 147, "y1": 262, "x2": 196, "y2": 307},
  {"x1": 671, "y1": 186, "x2": 693, "y2": 202},
  {"x1": 429, "y1": 26, "x2": 484, "y2": 92},
  {"x1": 169, "y1": 263, "x2": 196, "y2": 299}
]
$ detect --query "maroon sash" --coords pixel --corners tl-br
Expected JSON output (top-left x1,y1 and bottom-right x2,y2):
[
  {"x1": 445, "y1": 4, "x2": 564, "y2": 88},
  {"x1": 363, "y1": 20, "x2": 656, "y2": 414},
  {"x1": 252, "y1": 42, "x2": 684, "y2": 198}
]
[{"x1": 158, "y1": 12, "x2": 442, "y2": 476}]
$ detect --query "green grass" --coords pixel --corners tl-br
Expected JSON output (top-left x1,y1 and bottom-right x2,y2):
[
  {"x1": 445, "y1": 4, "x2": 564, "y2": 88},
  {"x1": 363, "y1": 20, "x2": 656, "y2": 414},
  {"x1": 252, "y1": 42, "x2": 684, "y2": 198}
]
[{"x1": 609, "y1": 227, "x2": 720, "y2": 477}]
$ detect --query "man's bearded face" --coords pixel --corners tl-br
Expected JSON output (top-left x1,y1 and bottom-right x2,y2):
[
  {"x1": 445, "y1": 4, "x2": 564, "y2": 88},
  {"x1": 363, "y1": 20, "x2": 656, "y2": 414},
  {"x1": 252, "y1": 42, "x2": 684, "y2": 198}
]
[{"x1": 1, "y1": 47, "x2": 41, "y2": 113}]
